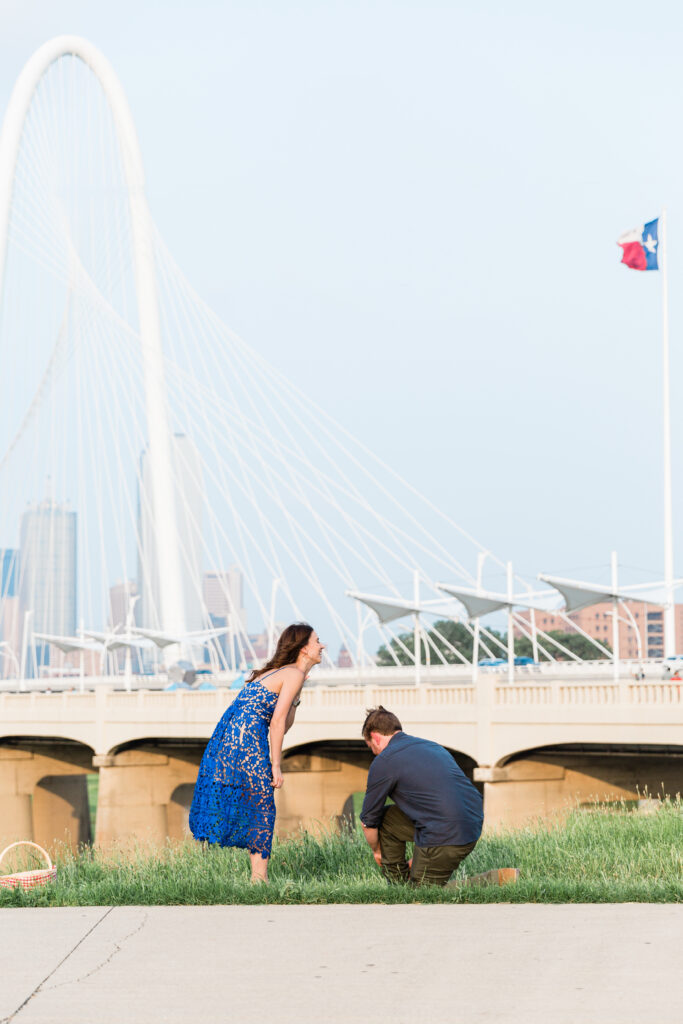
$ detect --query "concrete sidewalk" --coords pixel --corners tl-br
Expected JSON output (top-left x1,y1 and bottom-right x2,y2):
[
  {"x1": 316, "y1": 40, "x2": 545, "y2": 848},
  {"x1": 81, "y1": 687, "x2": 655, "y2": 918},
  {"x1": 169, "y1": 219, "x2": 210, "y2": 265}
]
[{"x1": 1, "y1": 904, "x2": 681, "y2": 1023}]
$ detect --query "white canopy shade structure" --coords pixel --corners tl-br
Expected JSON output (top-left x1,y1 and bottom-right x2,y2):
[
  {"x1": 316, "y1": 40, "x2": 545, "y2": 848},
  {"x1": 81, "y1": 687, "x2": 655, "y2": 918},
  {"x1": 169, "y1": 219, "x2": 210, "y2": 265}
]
[
  {"x1": 32, "y1": 631, "x2": 129, "y2": 692},
  {"x1": 540, "y1": 554, "x2": 671, "y2": 681},
  {"x1": 130, "y1": 627, "x2": 186, "y2": 649},
  {"x1": 130, "y1": 626, "x2": 229, "y2": 649},
  {"x1": 346, "y1": 581, "x2": 460, "y2": 686},
  {"x1": 33, "y1": 633, "x2": 102, "y2": 654},
  {"x1": 436, "y1": 572, "x2": 561, "y2": 683},
  {"x1": 345, "y1": 590, "x2": 429, "y2": 625},
  {"x1": 538, "y1": 575, "x2": 665, "y2": 614},
  {"x1": 81, "y1": 629, "x2": 151, "y2": 652},
  {"x1": 434, "y1": 583, "x2": 545, "y2": 621}
]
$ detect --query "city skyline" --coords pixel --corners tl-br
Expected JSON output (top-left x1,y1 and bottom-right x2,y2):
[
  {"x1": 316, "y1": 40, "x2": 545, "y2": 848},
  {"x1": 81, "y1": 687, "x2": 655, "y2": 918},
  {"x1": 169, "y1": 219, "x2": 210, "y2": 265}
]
[{"x1": 5, "y1": 488, "x2": 683, "y2": 673}]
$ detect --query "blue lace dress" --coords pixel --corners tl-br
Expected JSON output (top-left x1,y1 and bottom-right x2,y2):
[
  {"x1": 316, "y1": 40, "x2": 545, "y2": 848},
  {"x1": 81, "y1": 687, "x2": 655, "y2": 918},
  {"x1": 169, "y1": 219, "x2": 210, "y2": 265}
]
[{"x1": 189, "y1": 673, "x2": 279, "y2": 858}]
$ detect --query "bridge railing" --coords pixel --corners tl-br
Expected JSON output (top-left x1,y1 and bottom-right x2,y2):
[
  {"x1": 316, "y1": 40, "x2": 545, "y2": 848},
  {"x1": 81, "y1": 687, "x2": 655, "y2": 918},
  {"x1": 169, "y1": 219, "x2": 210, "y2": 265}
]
[
  {"x1": 0, "y1": 667, "x2": 679, "y2": 708},
  {"x1": 1, "y1": 678, "x2": 679, "y2": 721},
  {"x1": 0, "y1": 657, "x2": 677, "y2": 695},
  {"x1": 302, "y1": 683, "x2": 476, "y2": 708}
]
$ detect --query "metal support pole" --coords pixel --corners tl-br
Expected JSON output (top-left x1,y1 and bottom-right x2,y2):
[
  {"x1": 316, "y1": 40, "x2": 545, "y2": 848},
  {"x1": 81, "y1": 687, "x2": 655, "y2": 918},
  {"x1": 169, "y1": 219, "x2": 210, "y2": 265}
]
[
  {"x1": 621, "y1": 601, "x2": 643, "y2": 666},
  {"x1": 660, "y1": 210, "x2": 676, "y2": 657},
  {"x1": 413, "y1": 569, "x2": 421, "y2": 687},
  {"x1": 472, "y1": 552, "x2": 485, "y2": 683},
  {"x1": 507, "y1": 561, "x2": 514, "y2": 684},
  {"x1": 530, "y1": 606, "x2": 539, "y2": 664},
  {"x1": 124, "y1": 647, "x2": 132, "y2": 692},
  {"x1": 79, "y1": 617, "x2": 84, "y2": 693},
  {"x1": 19, "y1": 609, "x2": 32, "y2": 692},
  {"x1": 611, "y1": 550, "x2": 620, "y2": 682},
  {"x1": 228, "y1": 613, "x2": 236, "y2": 673},
  {"x1": 267, "y1": 578, "x2": 281, "y2": 659},
  {"x1": 355, "y1": 603, "x2": 365, "y2": 683}
]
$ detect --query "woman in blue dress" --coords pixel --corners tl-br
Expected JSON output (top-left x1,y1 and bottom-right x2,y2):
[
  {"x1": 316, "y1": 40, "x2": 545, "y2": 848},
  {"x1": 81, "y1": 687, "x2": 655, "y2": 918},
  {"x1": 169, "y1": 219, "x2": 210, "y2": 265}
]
[{"x1": 189, "y1": 622, "x2": 325, "y2": 882}]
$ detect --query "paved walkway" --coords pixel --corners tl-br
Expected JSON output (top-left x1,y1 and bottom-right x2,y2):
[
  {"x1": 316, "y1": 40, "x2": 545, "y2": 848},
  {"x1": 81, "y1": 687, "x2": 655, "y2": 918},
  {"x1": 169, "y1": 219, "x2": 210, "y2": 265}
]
[{"x1": 1, "y1": 904, "x2": 681, "y2": 1023}]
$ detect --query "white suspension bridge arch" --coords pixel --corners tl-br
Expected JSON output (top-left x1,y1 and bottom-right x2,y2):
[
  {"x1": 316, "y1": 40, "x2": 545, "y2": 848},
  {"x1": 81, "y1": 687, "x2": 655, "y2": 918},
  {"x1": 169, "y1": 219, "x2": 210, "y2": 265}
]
[{"x1": 0, "y1": 35, "x2": 186, "y2": 643}]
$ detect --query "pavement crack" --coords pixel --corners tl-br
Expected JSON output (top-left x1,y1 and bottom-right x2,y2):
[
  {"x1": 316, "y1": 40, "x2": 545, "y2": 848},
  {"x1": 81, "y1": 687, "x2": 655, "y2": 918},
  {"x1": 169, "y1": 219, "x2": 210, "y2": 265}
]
[
  {"x1": 44, "y1": 909, "x2": 149, "y2": 989},
  {"x1": 4, "y1": 906, "x2": 113, "y2": 1022}
]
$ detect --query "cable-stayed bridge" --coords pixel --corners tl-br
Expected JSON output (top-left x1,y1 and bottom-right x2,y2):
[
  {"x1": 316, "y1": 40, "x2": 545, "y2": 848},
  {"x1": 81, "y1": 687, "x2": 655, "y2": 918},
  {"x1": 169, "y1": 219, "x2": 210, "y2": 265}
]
[
  {"x1": 0, "y1": 37, "x2": 680, "y2": 851},
  {"x1": 1, "y1": 34, "x2": 672, "y2": 685}
]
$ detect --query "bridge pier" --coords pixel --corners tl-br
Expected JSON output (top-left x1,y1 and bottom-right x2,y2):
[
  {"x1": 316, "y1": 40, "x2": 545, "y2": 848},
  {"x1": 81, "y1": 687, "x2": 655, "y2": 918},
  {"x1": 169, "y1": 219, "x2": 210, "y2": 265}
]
[
  {"x1": 0, "y1": 742, "x2": 92, "y2": 854},
  {"x1": 94, "y1": 744, "x2": 202, "y2": 848},
  {"x1": 475, "y1": 750, "x2": 683, "y2": 831},
  {"x1": 276, "y1": 743, "x2": 372, "y2": 838}
]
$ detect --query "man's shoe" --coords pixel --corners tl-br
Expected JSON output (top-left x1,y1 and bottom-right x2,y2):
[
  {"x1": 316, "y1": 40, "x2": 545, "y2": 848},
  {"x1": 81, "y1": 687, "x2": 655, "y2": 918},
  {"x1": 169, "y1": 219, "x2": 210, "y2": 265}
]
[
  {"x1": 447, "y1": 867, "x2": 520, "y2": 888},
  {"x1": 467, "y1": 867, "x2": 520, "y2": 887}
]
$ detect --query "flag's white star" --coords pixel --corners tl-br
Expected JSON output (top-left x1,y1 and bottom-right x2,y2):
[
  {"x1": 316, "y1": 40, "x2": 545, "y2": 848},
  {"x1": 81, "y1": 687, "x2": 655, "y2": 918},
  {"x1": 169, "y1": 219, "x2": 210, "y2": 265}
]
[{"x1": 643, "y1": 233, "x2": 658, "y2": 254}]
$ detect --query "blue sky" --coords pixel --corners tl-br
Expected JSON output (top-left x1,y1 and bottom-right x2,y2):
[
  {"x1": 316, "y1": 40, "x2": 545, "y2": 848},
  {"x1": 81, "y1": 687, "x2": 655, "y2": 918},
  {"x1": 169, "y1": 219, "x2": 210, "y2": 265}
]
[{"x1": 1, "y1": 0, "x2": 681, "y2": 595}]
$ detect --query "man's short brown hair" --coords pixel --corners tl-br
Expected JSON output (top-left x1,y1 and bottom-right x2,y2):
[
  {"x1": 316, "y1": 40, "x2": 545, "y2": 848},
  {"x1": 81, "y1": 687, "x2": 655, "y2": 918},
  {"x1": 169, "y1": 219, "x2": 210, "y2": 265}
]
[{"x1": 362, "y1": 705, "x2": 402, "y2": 740}]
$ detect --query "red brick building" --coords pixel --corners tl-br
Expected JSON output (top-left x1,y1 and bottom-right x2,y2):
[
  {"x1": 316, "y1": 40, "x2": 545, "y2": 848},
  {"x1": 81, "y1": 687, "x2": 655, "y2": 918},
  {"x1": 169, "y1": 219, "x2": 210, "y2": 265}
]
[{"x1": 515, "y1": 602, "x2": 683, "y2": 660}]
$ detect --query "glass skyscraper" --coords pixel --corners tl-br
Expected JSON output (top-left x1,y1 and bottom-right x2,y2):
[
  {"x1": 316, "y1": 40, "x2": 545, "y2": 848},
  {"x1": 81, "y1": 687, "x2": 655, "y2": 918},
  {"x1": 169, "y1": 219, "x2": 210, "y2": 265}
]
[
  {"x1": 0, "y1": 548, "x2": 20, "y2": 677},
  {"x1": 19, "y1": 501, "x2": 77, "y2": 670},
  {"x1": 0, "y1": 549, "x2": 18, "y2": 598}
]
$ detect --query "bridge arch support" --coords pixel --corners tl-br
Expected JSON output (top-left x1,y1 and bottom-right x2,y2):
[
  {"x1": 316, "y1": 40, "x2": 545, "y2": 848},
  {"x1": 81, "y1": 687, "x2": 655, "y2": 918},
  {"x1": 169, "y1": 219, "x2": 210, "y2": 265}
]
[
  {"x1": 276, "y1": 740, "x2": 373, "y2": 838},
  {"x1": 0, "y1": 35, "x2": 184, "y2": 638},
  {"x1": 94, "y1": 738, "x2": 204, "y2": 847},
  {"x1": 476, "y1": 742, "x2": 683, "y2": 831},
  {"x1": 0, "y1": 735, "x2": 94, "y2": 853},
  {"x1": 276, "y1": 739, "x2": 480, "y2": 839}
]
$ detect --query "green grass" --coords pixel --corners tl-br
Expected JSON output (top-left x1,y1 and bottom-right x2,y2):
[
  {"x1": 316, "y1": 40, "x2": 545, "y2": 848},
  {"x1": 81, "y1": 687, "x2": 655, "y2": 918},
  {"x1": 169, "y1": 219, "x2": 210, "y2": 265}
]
[
  {"x1": 86, "y1": 774, "x2": 99, "y2": 840},
  {"x1": 1, "y1": 800, "x2": 681, "y2": 907}
]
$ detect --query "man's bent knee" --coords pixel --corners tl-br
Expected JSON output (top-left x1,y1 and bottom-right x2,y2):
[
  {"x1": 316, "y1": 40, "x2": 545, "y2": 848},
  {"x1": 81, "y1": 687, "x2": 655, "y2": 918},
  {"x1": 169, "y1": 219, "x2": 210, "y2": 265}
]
[{"x1": 410, "y1": 840, "x2": 478, "y2": 887}]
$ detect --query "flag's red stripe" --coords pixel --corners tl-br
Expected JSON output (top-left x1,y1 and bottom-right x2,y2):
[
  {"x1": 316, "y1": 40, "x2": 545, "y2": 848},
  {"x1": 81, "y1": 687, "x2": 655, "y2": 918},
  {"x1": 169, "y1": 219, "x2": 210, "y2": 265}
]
[{"x1": 620, "y1": 242, "x2": 647, "y2": 271}]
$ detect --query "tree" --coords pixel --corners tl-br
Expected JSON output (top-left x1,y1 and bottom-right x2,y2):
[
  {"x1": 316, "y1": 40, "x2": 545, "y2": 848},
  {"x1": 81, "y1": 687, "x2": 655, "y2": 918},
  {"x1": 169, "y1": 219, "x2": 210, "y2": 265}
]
[
  {"x1": 375, "y1": 619, "x2": 506, "y2": 665},
  {"x1": 375, "y1": 621, "x2": 611, "y2": 665},
  {"x1": 514, "y1": 630, "x2": 610, "y2": 661}
]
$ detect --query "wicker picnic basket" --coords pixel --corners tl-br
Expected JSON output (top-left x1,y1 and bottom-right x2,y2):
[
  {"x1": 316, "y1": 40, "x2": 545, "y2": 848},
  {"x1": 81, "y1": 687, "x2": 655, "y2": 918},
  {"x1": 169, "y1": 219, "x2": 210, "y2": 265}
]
[{"x1": 0, "y1": 841, "x2": 57, "y2": 889}]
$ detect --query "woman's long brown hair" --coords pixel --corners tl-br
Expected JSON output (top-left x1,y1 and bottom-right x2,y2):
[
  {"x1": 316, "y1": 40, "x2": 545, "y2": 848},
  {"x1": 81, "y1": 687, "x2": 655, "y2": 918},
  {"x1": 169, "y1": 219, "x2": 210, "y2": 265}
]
[{"x1": 246, "y1": 622, "x2": 314, "y2": 683}]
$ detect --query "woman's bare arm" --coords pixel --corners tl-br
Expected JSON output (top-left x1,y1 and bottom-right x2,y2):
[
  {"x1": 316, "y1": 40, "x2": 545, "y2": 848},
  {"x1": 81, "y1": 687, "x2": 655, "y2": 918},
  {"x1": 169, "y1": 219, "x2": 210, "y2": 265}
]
[
  {"x1": 283, "y1": 669, "x2": 312, "y2": 733},
  {"x1": 284, "y1": 702, "x2": 297, "y2": 733},
  {"x1": 269, "y1": 667, "x2": 304, "y2": 787}
]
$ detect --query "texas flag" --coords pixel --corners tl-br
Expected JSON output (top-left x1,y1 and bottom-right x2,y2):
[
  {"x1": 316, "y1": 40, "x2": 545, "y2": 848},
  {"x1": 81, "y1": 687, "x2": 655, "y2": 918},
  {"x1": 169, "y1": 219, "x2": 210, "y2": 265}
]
[{"x1": 618, "y1": 218, "x2": 659, "y2": 271}]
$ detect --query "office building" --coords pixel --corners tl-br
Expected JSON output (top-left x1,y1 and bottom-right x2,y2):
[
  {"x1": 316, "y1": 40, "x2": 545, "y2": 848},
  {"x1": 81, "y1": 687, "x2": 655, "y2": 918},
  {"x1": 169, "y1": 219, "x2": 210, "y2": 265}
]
[
  {"x1": 203, "y1": 567, "x2": 248, "y2": 668},
  {"x1": 0, "y1": 549, "x2": 20, "y2": 677},
  {"x1": 109, "y1": 580, "x2": 139, "y2": 630},
  {"x1": 203, "y1": 567, "x2": 247, "y2": 634},
  {"x1": 515, "y1": 601, "x2": 683, "y2": 660},
  {"x1": 1, "y1": 549, "x2": 18, "y2": 598},
  {"x1": 337, "y1": 643, "x2": 352, "y2": 668},
  {"x1": 19, "y1": 501, "x2": 77, "y2": 671},
  {"x1": 108, "y1": 580, "x2": 140, "y2": 672}
]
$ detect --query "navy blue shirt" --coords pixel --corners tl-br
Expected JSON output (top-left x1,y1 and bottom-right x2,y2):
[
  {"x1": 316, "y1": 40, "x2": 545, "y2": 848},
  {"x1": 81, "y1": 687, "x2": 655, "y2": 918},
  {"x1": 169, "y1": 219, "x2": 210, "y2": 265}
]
[{"x1": 360, "y1": 732, "x2": 483, "y2": 847}]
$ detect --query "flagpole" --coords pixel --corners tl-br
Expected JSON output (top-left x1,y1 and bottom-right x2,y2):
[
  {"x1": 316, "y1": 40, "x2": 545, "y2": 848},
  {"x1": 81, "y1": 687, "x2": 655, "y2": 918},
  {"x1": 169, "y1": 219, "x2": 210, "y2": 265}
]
[{"x1": 661, "y1": 208, "x2": 676, "y2": 657}]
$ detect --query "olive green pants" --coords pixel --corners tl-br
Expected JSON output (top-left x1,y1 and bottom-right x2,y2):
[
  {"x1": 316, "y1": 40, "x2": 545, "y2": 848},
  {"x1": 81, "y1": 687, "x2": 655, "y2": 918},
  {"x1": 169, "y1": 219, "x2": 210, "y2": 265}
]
[{"x1": 379, "y1": 804, "x2": 477, "y2": 886}]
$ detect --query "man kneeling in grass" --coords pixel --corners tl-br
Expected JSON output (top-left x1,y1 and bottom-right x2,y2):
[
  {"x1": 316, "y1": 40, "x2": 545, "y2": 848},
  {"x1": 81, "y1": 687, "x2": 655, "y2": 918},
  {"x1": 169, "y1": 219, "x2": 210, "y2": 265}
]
[{"x1": 360, "y1": 706, "x2": 514, "y2": 887}]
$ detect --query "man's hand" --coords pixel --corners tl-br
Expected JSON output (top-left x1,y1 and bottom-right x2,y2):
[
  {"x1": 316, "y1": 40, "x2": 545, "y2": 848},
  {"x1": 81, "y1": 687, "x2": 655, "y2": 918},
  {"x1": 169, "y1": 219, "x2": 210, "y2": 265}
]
[{"x1": 362, "y1": 824, "x2": 381, "y2": 868}]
